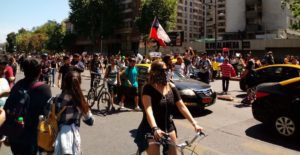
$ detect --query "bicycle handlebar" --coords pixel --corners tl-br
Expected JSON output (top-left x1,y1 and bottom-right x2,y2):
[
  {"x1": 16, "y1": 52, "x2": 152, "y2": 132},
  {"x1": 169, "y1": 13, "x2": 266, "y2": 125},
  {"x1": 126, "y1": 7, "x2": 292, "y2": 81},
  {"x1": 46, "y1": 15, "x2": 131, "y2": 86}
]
[
  {"x1": 90, "y1": 72, "x2": 101, "y2": 76},
  {"x1": 145, "y1": 132, "x2": 206, "y2": 148}
]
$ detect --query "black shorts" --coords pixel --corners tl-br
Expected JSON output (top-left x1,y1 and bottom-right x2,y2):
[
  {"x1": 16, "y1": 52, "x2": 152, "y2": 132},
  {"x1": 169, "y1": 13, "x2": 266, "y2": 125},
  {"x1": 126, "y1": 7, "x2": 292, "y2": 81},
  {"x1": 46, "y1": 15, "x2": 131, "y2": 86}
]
[
  {"x1": 125, "y1": 86, "x2": 138, "y2": 96},
  {"x1": 107, "y1": 83, "x2": 117, "y2": 94}
]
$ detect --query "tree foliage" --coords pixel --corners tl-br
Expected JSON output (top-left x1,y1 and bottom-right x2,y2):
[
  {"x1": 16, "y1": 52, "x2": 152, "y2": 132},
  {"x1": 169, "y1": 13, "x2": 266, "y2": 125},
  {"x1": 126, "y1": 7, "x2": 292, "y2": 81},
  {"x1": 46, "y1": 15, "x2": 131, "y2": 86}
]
[
  {"x1": 282, "y1": 0, "x2": 300, "y2": 30},
  {"x1": 69, "y1": 0, "x2": 119, "y2": 47},
  {"x1": 13, "y1": 20, "x2": 65, "y2": 53},
  {"x1": 135, "y1": 0, "x2": 177, "y2": 35},
  {"x1": 6, "y1": 32, "x2": 16, "y2": 52}
]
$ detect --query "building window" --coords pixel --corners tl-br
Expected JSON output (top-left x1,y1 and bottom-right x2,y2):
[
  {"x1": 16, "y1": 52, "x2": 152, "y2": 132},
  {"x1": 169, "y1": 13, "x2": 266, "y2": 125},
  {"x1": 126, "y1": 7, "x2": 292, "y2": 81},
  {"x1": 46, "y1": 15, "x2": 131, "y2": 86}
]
[{"x1": 218, "y1": 28, "x2": 225, "y2": 33}]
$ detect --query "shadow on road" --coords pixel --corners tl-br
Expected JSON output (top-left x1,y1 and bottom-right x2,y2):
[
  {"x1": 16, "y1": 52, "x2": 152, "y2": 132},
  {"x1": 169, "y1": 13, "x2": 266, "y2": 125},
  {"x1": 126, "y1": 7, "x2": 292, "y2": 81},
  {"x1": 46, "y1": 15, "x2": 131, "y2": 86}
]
[
  {"x1": 236, "y1": 94, "x2": 247, "y2": 98},
  {"x1": 234, "y1": 103, "x2": 251, "y2": 108},
  {"x1": 245, "y1": 124, "x2": 300, "y2": 151},
  {"x1": 173, "y1": 109, "x2": 212, "y2": 119}
]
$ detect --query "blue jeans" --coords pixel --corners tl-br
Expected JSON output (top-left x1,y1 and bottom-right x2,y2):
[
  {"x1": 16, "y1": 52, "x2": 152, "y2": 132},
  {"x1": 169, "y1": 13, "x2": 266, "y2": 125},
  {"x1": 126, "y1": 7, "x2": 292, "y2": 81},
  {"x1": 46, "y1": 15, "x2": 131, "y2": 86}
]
[{"x1": 51, "y1": 68, "x2": 56, "y2": 84}]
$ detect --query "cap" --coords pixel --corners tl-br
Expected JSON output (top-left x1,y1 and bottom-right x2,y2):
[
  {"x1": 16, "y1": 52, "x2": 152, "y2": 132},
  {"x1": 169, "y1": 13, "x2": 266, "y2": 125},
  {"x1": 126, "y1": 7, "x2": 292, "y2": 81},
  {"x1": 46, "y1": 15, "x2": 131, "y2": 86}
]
[
  {"x1": 73, "y1": 53, "x2": 80, "y2": 57},
  {"x1": 129, "y1": 57, "x2": 136, "y2": 62},
  {"x1": 201, "y1": 52, "x2": 207, "y2": 56}
]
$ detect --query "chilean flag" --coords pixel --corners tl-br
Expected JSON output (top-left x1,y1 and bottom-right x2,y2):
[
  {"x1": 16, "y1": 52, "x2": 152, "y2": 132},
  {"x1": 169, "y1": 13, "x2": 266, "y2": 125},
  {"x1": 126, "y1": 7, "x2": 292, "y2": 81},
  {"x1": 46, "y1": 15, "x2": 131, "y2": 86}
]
[{"x1": 149, "y1": 17, "x2": 171, "y2": 47}]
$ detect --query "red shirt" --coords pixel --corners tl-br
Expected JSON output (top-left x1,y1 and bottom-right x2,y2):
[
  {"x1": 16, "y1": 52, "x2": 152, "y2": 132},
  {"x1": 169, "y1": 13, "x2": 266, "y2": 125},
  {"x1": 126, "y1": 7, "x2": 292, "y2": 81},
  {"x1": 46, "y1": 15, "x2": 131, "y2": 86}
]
[
  {"x1": 5, "y1": 66, "x2": 14, "y2": 88},
  {"x1": 220, "y1": 63, "x2": 235, "y2": 78}
]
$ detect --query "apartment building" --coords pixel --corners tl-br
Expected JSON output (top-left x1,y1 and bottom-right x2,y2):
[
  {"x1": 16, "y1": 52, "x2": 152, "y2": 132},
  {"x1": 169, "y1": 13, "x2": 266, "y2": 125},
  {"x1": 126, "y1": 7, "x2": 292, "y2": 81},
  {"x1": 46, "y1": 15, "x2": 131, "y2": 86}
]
[
  {"x1": 112, "y1": 0, "x2": 141, "y2": 54},
  {"x1": 176, "y1": 0, "x2": 204, "y2": 42},
  {"x1": 204, "y1": 0, "x2": 226, "y2": 39}
]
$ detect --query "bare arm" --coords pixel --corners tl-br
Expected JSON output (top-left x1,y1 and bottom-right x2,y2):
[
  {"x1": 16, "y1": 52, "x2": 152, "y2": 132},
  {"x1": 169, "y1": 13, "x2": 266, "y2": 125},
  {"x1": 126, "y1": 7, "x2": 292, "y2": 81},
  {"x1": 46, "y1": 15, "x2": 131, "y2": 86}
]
[
  {"x1": 117, "y1": 71, "x2": 121, "y2": 85},
  {"x1": 0, "y1": 109, "x2": 6, "y2": 127},
  {"x1": 57, "y1": 73, "x2": 62, "y2": 87},
  {"x1": 176, "y1": 100, "x2": 204, "y2": 132},
  {"x1": 142, "y1": 95, "x2": 157, "y2": 128}
]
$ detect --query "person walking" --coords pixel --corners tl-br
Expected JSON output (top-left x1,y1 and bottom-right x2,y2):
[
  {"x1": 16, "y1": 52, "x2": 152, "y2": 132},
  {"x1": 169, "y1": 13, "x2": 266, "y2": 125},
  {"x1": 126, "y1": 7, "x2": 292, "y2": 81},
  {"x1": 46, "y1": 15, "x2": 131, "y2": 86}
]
[
  {"x1": 123, "y1": 57, "x2": 140, "y2": 111},
  {"x1": 197, "y1": 52, "x2": 211, "y2": 84},
  {"x1": 54, "y1": 71, "x2": 94, "y2": 155},
  {"x1": 71, "y1": 53, "x2": 85, "y2": 74},
  {"x1": 104, "y1": 58, "x2": 121, "y2": 112},
  {"x1": 57, "y1": 56, "x2": 74, "y2": 89},
  {"x1": 89, "y1": 53, "x2": 102, "y2": 88},
  {"x1": 134, "y1": 60, "x2": 203, "y2": 155},
  {"x1": 4, "y1": 58, "x2": 52, "y2": 155},
  {"x1": 220, "y1": 58, "x2": 236, "y2": 94},
  {"x1": 241, "y1": 60, "x2": 258, "y2": 105}
]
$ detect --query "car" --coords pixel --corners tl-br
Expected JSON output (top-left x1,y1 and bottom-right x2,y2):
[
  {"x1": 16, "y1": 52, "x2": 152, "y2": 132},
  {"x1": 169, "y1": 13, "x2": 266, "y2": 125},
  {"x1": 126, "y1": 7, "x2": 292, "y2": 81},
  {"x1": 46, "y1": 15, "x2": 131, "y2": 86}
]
[
  {"x1": 135, "y1": 64, "x2": 216, "y2": 110},
  {"x1": 252, "y1": 77, "x2": 300, "y2": 138},
  {"x1": 240, "y1": 64, "x2": 300, "y2": 91}
]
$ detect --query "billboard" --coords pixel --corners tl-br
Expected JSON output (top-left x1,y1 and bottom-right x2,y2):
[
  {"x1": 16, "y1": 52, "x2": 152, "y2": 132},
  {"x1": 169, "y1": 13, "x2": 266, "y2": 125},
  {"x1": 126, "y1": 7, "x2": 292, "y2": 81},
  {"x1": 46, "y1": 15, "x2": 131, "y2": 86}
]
[{"x1": 166, "y1": 31, "x2": 184, "y2": 47}]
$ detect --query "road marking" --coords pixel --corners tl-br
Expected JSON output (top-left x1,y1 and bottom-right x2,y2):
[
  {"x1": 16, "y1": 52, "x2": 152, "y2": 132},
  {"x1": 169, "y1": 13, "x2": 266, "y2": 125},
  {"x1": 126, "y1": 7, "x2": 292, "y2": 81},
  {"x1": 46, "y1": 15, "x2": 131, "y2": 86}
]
[{"x1": 241, "y1": 141, "x2": 299, "y2": 155}]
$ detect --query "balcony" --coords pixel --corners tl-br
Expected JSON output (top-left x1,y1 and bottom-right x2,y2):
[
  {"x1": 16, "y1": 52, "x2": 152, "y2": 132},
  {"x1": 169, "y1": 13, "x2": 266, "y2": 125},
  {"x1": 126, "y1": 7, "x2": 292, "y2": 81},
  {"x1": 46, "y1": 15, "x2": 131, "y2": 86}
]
[
  {"x1": 246, "y1": 24, "x2": 262, "y2": 32},
  {"x1": 246, "y1": 10, "x2": 262, "y2": 19},
  {"x1": 246, "y1": 0, "x2": 262, "y2": 6}
]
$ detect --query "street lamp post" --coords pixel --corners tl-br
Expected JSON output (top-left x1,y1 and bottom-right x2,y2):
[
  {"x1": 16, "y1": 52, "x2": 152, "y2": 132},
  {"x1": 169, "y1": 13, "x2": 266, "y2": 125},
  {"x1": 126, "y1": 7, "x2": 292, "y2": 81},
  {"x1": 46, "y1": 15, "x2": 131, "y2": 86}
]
[
  {"x1": 214, "y1": 0, "x2": 217, "y2": 52},
  {"x1": 202, "y1": 1, "x2": 224, "y2": 54}
]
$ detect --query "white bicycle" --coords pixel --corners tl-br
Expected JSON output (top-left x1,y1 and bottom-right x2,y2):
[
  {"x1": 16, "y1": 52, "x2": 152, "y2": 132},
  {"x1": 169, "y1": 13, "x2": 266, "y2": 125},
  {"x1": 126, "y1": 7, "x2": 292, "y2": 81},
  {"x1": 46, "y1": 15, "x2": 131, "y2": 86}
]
[{"x1": 133, "y1": 132, "x2": 206, "y2": 155}]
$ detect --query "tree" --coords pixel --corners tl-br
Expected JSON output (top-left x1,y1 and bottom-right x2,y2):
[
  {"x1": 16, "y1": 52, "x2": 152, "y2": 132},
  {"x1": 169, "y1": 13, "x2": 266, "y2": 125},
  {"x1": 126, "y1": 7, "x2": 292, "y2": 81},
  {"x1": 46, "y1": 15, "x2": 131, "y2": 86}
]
[
  {"x1": 6, "y1": 32, "x2": 16, "y2": 52},
  {"x1": 69, "y1": 0, "x2": 119, "y2": 49},
  {"x1": 135, "y1": 0, "x2": 177, "y2": 51},
  {"x1": 135, "y1": 0, "x2": 177, "y2": 35},
  {"x1": 282, "y1": 0, "x2": 300, "y2": 30},
  {"x1": 16, "y1": 30, "x2": 32, "y2": 52},
  {"x1": 34, "y1": 20, "x2": 65, "y2": 52}
]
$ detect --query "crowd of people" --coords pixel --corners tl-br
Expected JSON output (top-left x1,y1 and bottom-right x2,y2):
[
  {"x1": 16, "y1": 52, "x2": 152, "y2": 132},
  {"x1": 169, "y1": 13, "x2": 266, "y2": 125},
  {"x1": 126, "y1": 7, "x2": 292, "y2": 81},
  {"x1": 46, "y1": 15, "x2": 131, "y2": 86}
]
[{"x1": 0, "y1": 48, "x2": 298, "y2": 154}]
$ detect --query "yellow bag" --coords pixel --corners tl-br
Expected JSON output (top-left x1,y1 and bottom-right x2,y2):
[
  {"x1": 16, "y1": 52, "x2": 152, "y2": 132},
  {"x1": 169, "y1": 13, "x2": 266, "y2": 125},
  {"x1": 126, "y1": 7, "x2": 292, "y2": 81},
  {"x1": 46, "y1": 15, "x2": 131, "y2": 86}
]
[{"x1": 37, "y1": 101, "x2": 66, "y2": 152}]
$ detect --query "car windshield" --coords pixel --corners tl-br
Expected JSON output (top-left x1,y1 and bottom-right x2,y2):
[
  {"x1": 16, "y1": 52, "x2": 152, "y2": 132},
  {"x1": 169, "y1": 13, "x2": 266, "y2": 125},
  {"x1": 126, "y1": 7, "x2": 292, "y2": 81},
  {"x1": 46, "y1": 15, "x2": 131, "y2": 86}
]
[{"x1": 173, "y1": 71, "x2": 187, "y2": 80}]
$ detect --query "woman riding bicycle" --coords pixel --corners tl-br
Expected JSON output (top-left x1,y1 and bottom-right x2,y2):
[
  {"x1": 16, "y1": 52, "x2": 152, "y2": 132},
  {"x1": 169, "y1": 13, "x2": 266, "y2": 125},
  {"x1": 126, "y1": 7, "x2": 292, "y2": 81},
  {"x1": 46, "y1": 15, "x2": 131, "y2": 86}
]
[{"x1": 135, "y1": 60, "x2": 203, "y2": 155}]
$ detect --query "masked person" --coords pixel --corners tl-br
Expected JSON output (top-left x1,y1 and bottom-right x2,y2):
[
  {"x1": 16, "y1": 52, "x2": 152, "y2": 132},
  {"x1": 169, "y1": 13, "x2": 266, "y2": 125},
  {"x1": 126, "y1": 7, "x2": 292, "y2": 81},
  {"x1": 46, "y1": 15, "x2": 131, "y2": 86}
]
[{"x1": 135, "y1": 60, "x2": 203, "y2": 155}]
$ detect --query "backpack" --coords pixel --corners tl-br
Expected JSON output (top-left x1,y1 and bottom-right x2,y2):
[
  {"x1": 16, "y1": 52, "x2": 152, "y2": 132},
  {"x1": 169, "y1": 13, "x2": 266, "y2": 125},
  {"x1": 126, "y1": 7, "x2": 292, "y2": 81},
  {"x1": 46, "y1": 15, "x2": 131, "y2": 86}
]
[
  {"x1": 246, "y1": 69, "x2": 258, "y2": 88},
  {"x1": 37, "y1": 97, "x2": 66, "y2": 152},
  {"x1": 0, "y1": 82, "x2": 43, "y2": 140}
]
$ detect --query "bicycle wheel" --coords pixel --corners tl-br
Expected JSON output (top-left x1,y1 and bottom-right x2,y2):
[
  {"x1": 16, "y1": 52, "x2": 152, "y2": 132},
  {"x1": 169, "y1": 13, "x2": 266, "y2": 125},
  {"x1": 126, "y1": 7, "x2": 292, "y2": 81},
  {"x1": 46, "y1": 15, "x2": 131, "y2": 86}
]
[
  {"x1": 177, "y1": 143, "x2": 201, "y2": 155},
  {"x1": 87, "y1": 88, "x2": 96, "y2": 108},
  {"x1": 97, "y1": 91, "x2": 111, "y2": 111}
]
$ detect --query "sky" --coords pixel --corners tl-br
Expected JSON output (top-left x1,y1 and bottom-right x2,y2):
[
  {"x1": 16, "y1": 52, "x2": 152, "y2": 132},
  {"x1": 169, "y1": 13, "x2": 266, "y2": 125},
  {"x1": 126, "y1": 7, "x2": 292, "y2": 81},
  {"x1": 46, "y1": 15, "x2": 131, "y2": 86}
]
[{"x1": 0, "y1": 0, "x2": 70, "y2": 43}]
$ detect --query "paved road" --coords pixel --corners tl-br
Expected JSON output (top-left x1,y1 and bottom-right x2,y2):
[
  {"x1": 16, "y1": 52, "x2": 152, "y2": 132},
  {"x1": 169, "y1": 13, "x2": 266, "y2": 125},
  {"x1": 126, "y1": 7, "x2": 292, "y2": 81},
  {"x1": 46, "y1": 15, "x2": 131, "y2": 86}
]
[{"x1": 1, "y1": 70, "x2": 299, "y2": 155}]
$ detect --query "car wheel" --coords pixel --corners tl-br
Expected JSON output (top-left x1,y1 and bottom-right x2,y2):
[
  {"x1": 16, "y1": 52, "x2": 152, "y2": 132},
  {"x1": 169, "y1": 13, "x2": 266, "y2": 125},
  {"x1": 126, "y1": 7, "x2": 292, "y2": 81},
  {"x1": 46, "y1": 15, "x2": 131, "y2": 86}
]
[{"x1": 274, "y1": 115, "x2": 297, "y2": 137}]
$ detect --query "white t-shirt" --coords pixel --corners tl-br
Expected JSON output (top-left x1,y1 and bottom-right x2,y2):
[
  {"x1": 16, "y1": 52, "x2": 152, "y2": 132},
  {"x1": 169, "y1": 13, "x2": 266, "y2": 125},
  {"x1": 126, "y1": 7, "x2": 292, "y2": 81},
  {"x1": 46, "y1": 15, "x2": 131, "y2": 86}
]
[
  {"x1": 174, "y1": 63, "x2": 185, "y2": 75},
  {"x1": 0, "y1": 78, "x2": 10, "y2": 107}
]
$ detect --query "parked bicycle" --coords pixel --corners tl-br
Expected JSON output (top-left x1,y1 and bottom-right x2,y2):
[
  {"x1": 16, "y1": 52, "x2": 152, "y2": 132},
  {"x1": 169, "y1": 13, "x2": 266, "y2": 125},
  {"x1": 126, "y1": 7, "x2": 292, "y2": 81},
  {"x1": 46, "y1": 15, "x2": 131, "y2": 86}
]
[
  {"x1": 86, "y1": 72, "x2": 111, "y2": 114},
  {"x1": 134, "y1": 132, "x2": 206, "y2": 155}
]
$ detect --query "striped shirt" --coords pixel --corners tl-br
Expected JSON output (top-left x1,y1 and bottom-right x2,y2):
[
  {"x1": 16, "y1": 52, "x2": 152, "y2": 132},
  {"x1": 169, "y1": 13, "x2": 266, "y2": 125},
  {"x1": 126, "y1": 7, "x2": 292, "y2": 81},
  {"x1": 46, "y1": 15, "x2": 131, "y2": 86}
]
[{"x1": 220, "y1": 63, "x2": 234, "y2": 78}]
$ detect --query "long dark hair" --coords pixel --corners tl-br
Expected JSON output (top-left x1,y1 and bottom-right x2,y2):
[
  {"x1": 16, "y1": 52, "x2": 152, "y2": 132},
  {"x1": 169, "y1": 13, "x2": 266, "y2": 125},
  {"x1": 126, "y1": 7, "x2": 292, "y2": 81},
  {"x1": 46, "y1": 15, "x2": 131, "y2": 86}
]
[{"x1": 63, "y1": 71, "x2": 89, "y2": 114}]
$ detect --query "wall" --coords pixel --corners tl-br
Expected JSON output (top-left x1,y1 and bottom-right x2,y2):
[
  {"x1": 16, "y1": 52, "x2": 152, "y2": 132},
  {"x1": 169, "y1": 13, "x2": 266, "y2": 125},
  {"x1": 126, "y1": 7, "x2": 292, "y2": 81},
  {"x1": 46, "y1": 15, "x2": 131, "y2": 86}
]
[
  {"x1": 226, "y1": 0, "x2": 246, "y2": 32},
  {"x1": 262, "y1": 0, "x2": 289, "y2": 31}
]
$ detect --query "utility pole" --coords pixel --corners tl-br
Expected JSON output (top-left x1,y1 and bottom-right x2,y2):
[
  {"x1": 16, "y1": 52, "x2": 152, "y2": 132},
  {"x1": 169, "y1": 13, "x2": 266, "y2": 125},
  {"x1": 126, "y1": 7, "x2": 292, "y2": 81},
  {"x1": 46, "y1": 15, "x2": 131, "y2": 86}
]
[{"x1": 214, "y1": 0, "x2": 217, "y2": 52}]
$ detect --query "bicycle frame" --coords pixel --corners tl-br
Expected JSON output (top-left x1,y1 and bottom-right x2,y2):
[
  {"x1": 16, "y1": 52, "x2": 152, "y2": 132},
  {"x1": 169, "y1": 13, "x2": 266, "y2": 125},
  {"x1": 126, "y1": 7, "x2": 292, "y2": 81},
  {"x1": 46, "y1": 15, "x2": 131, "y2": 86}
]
[{"x1": 145, "y1": 132, "x2": 206, "y2": 155}]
